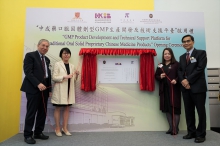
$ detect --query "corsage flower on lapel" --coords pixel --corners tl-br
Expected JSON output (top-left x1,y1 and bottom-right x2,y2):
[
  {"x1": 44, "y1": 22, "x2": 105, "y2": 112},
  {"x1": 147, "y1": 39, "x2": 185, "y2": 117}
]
[
  {"x1": 168, "y1": 65, "x2": 171, "y2": 69},
  {"x1": 190, "y1": 57, "x2": 195, "y2": 60},
  {"x1": 158, "y1": 63, "x2": 163, "y2": 68},
  {"x1": 189, "y1": 56, "x2": 197, "y2": 63}
]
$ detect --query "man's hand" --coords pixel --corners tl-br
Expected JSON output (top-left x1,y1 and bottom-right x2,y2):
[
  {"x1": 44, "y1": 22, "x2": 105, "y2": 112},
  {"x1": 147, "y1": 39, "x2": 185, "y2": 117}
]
[
  {"x1": 38, "y1": 83, "x2": 46, "y2": 91},
  {"x1": 185, "y1": 84, "x2": 191, "y2": 89},
  {"x1": 181, "y1": 79, "x2": 189, "y2": 87},
  {"x1": 49, "y1": 92, "x2": 52, "y2": 97}
]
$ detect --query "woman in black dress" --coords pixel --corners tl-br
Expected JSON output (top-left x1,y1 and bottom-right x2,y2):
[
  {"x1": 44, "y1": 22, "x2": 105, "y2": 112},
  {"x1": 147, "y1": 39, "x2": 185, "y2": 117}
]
[{"x1": 155, "y1": 48, "x2": 181, "y2": 135}]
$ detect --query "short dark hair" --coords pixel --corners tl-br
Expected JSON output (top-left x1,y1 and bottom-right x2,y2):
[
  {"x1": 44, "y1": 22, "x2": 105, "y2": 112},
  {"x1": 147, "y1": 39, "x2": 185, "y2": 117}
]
[
  {"x1": 59, "y1": 47, "x2": 71, "y2": 58},
  {"x1": 182, "y1": 35, "x2": 194, "y2": 42},
  {"x1": 162, "y1": 48, "x2": 177, "y2": 64}
]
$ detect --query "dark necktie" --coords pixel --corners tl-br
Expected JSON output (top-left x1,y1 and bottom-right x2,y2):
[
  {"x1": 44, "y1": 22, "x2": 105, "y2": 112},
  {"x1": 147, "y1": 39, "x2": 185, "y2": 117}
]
[
  {"x1": 41, "y1": 56, "x2": 46, "y2": 78},
  {"x1": 186, "y1": 52, "x2": 190, "y2": 64}
]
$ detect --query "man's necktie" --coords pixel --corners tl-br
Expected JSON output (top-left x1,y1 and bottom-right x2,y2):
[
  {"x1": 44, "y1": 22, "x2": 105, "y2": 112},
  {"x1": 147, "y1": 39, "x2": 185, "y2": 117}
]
[
  {"x1": 41, "y1": 56, "x2": 46, "y2": 78},
  {"x1": 186, "y1": 52, "x2": 190, "y2": 64}
]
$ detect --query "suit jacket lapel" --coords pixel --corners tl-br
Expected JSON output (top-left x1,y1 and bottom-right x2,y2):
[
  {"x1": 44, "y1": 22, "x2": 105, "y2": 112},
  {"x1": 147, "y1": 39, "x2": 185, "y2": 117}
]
[
  {"x1": 180, "y1": 54, "x2": 187, "y2": 72},
  {"x1": 35, "y1": 51, "x2": 44, "y2": 71},
  {"x1": 186, "y1": 48, "x2": 197, "y2": 66},
  {"x1": 45, "y1": 56, "x2": 50, "y2": 69},
  {"x1": 190, "y1": 48, "x2": 197, "y2": 60},
  {"x1": 69, "y1": 64, "x2": 73, "y2": 74},
  {"x1": 59, "y1": 61, "x2": 67, "y2": 73}
]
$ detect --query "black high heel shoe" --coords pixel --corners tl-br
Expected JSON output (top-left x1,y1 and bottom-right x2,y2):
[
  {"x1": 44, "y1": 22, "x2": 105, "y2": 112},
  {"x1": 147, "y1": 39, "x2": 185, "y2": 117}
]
[
  {"x1": 170, "y1": 129, "x2": 179, "y2": 135},
  {"x1": 166, "y1": 130, "x2": 172, "y2": 134},
  {"x1": 171, "y1": 132, "x2": 178, "y2": 135}
]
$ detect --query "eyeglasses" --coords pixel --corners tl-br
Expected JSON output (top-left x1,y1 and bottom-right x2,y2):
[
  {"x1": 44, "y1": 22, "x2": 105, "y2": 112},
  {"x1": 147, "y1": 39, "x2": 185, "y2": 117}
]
[{"x1": 182, "y1": 40, "x2": 192, "y2": 44}]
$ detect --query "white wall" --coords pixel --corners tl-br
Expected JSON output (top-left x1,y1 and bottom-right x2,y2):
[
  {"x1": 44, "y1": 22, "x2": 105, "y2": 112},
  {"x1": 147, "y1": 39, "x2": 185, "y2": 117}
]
[{"x1": 155, "y1": 0, "x2": 220, "y2": 68}]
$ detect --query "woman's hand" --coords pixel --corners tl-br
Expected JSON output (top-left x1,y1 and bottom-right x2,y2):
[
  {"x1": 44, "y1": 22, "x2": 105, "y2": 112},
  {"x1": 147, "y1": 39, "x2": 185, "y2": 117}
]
[
  {"x1": 75, "y1": 70, "x2": 79, "y2": 76},
  {"x1": 171, "y1": 79, "x2": 177, "y2": 84},
  {"x1": 75, "y1": 71, "x2": 79, "y2": 80},
  {"x1": 160, "y1": 73, "x2": 166, "y2": 79},
  {"x1": 63, "y1": 74, "x2": 73, "y2": 79}
]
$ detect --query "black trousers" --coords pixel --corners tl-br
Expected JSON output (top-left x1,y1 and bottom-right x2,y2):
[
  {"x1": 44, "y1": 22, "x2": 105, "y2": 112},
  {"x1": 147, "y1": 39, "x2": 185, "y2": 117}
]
[
  {"x1": 182, "y1": 90, "x2": 206, "y2": 137},
  {"x1": 24, "y1": 80, "x2": 49, "y2": 138}
]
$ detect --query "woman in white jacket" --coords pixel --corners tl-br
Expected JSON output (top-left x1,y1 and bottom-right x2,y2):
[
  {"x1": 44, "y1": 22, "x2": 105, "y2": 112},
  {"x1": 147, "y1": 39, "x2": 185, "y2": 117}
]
[{"x1": 51, "y1": 48, "x2": 79, "y2": 137}]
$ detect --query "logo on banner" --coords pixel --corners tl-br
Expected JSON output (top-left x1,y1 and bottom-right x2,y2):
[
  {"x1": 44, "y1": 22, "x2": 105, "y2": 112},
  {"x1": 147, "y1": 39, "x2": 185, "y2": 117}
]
[
  {"x1": 140, "y1": 13, "x2": 162, "y2": 24},
  {"x1": 68, "y1": 12, "x2": 87, "y2": 23},
  {"x1": 74, "y1": 12, "x2": 81, "y2": 19},
  {"x1": 95, "y1": 13, "x2": 111, "y2": 23},
  {"x1": 125, "y1": 13, "x2": 129, "y2": 18},
  {"x1": 120, "y1": 13, "x2": 134, "y2": 24}
]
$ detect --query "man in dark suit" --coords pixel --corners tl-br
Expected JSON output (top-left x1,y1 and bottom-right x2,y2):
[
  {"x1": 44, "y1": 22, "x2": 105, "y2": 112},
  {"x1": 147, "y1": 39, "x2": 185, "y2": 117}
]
[
  {"x1": 178, "y1": 35, "x2": 207, "y2": 143},
  {"x1": 21, "y1": 39, "x2": 51, "y2": 144}
]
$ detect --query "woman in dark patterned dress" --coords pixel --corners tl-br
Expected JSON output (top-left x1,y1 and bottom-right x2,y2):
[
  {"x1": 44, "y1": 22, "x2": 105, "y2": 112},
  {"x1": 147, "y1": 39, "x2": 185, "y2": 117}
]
[{"x1": 155, "y1": 48, "x2": 181, "y2": 135}]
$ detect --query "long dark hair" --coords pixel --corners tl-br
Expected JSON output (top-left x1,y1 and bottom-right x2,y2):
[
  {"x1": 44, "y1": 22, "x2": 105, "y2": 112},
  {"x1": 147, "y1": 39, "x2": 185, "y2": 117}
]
[{"x1": 162, "y1": 48, "x2": 177, "y2": 64}]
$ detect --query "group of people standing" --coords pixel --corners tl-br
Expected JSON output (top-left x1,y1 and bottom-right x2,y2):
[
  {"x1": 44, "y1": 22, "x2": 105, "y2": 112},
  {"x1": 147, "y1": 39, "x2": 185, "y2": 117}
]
[
  {"x1": 21, "y1": 39, "x2": 79, "y2": 144},
  {"x1": 155, "y1": 35, "x2": 207, "y2": 143},
  {"x1": 21, "y1": 34, "x2": 207, "y2": 144}
]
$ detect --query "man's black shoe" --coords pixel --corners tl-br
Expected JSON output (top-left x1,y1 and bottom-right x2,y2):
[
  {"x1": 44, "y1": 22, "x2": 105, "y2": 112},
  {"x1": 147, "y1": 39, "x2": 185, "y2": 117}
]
[
  {"x1": 34, "y1": 133, "x2": 49, "y2": 140},
  {"x1": 195, "y1": 137, "x2": 206, "y2": 143},
  {"x1": 24, "y1": 137, "x2": 36, "y2": 144},
  {"x1": 183, "y1": 134, "x2": 196, "y2": 139}
]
